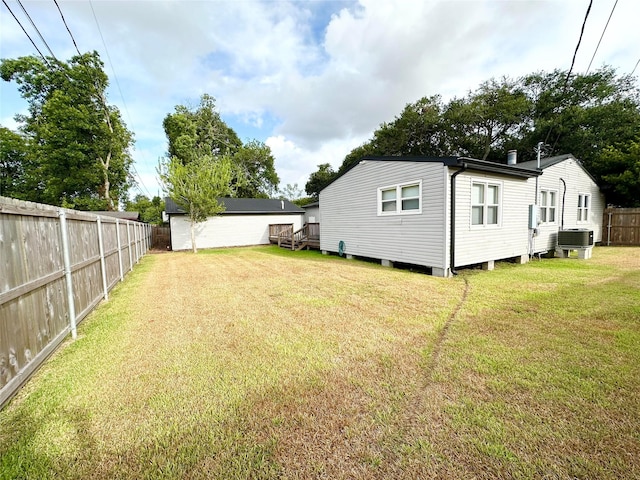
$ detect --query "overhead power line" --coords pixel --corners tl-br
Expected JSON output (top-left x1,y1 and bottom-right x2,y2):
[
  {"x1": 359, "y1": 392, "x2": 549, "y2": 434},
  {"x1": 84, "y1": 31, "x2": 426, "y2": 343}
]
[
  {"x1": 566, "y1": 0, "x2": 592, "y2": 84},
  {"x1": 88, "y1": 1, "x2": 134, "y2": 131},
  {"x1": 16, "y1": 0, "x2": 58, "y2": 60},
  {"x1": 1, "y1": 0, "x2": 51, "y2": 64},
  {"x1": 543, "y1": 0, "x2": 593, "y2": 149},
  {"x1": 631, "y1": 58, "x2": 640, "y2": 76},
  {"x1": 52, "y1": 0, "x2": 81, "y2": 56},
  {"x1": 586, "y1": 0, "x2": 619, "y2": 73}
]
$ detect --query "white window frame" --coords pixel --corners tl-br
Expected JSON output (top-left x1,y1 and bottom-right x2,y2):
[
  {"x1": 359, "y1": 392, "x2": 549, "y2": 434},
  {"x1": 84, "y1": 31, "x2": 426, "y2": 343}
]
[
  {"x1": 471, "y1": 180, "x2": 502, "y2": 227},
  {"x1": 539, "y1": 189, "x2": 558, "y2": 225},
  {"x1": 577, "y1": 193, "x2": 590, "y2": 223},
  {"x1": 377, "y1": 180, "x2": 422, "y2": 216}
]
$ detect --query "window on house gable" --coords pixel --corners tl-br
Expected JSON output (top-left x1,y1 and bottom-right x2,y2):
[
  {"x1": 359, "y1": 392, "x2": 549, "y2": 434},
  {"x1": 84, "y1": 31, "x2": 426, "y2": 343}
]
[
  {"x1": 378, "y1": 181, "x2": 421, "y2": 215},
  {"x1": 472, "y1": 181, "x2": 500, "y2": 226},
  {"x1": 539, "y1": 189, "x2": 557, "y2": 224},
  {"x1": 577, "y1": 193, "x2": 590, "y2": 222}
]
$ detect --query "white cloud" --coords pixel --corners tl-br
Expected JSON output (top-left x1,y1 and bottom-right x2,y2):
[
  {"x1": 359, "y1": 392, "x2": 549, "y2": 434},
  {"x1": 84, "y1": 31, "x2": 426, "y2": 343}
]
[
  {"x1": 267, "y1": 133, "x2": 368, "y2": 188},
  {"x1": 2, "y1": 0, "x2": 639, "y2": 201}
]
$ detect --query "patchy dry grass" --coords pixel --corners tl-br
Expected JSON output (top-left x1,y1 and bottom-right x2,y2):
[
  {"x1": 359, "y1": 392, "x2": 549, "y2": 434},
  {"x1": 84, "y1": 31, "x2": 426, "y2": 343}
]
[{"x1": 0, "y1": 246, "x2": 638, "y2": 479}]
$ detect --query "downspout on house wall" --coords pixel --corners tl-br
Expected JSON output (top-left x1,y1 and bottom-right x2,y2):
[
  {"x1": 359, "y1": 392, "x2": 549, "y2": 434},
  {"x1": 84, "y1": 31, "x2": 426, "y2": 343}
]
[
  {"x1": 559, "y1": 178, "x2": 567, "y2": 230},
  {"x1": 449, "y1": 162, "x2": 468, "y2": 276}
]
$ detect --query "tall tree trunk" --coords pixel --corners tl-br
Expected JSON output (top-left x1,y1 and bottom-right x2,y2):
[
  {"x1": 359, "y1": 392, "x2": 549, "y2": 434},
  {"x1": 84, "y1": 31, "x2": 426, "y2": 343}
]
[{"x1": 99, "y1": 149, "x2": 114, "y2": 210}]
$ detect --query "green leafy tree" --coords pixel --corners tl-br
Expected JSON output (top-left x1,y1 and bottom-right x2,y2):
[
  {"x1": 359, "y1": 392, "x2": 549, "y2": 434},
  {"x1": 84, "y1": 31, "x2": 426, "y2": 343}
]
[
  {"x1": 340, "y1": 66, "x2": 640, "y2": 206},
  {"x1": 0, "y1": 52, "x2": 134, "y2": 210},
  {"x1": 125, "y1": 194, "x2": 165, "y2": 225},
  {"x1": 518, "y1": 67, "x2": 640, "y2": 167},
  {"x1": 443, "y1": 78, "x2": 530, "y2": 160},
  {"x1": 305, "y1": 163, "x2": 337, "y2": 199},
  {"x1": 163, "y1": 95, "x2": 278, "y2": 197},
  {"x1": 232, "y1": 140, "x2": 279, "y2": 198},
  {"x1": 592, "y1": 140, "x2": 640, "y2": 207},
  {"x1": 163, "y1": 94, "x2": 242, "y2": 163},
  {"x1": 159, "y1": 154, "x2": 232, "y2": 253},
  {"x1": 0, "y1": 126, "x2": 29, "y2": 198},
  {"x1": 339, "y1": 96, "x2": 446, "y2": 175}
]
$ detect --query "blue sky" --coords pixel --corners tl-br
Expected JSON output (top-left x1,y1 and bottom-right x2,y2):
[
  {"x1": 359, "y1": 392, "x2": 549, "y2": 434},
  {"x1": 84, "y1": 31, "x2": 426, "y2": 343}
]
[{"x1": 1, "y1": 0, "x2": 639, "y2": 201}]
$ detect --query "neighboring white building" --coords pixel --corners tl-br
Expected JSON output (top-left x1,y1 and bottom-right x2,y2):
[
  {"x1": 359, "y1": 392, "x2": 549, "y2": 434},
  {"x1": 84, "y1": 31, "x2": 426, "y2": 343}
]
[
  {"x1": 319, "y1": 154, "x2": 604, "y2": 277},
  {"x1": 165, "y1": 197, "x2": 304, "y2": 251},
  {"x1": 301, "y1": 201, "x2": 320, "y2": 224}
]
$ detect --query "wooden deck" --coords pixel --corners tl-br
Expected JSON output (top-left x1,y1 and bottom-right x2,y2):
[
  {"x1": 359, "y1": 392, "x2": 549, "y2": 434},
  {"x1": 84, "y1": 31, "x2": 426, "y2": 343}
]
[{"x1": 269, "y1": 223, "x2": 320, "y2": 250}]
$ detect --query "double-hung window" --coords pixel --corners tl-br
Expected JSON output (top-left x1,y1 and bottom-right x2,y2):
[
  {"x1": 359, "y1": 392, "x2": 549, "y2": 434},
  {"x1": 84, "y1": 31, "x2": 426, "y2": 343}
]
[
  {"x1": 471, "y1": 181, "x2": 500, "y2": 226},
  {"x1": 577, "y1": 193, "x2": 590, "y2": 222},
  {"x1": 378, "y1": 181, "x2": 421, "y2": 215},
  {"x1": 539, "y1": 189, "x2": 557, "y2": 224}
]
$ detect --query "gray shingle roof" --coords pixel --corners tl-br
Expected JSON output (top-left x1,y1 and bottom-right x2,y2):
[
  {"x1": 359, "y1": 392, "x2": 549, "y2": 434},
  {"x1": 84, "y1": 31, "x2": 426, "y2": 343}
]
[
  {"x1": 358, "y1": 156, "x2": 540, "y2": 178},
  {"x1": 164, "y1": 197, "x2": 304, "y2": 215},
  {"x1": 516, "y1": 154, "x2": 598, "y2": 184},
  {"x1": 516, "y1": 153, "x2": 576, "y2": 170}
]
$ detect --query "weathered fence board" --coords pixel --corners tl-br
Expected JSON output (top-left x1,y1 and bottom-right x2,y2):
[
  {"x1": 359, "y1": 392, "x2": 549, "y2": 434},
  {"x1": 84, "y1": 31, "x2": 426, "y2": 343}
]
[
  {"x1": 0, "y1": 196, "x2": 151, "y2": 409},
  {"x1": 603, "y1": 208, "x2": 640, "y2": 246}
]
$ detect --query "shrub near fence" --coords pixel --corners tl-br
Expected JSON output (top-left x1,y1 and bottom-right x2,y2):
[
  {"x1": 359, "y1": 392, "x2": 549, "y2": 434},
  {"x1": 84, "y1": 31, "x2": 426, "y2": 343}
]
[{"x1": 0, "y1": 196, "x2": 151, "y2": 408}]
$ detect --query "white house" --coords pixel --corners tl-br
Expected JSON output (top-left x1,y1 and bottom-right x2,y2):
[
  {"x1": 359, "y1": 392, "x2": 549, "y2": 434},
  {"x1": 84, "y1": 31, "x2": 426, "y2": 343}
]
[
  {"x1": 518, "y1": 154, "x2": 605, "y2": 254},
  {"x1": 319, "y1": 154, "x2": 604, "y2": 277},
  {"x1": 165, "y1": 197, "x2": 305, "y2": 251}
]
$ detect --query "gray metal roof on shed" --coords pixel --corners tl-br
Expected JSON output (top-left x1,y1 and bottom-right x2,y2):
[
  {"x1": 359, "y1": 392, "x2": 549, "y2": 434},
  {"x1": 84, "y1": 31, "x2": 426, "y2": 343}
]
[{"x1": 164, "y1": 197, "x2": 304, "y2": 215}]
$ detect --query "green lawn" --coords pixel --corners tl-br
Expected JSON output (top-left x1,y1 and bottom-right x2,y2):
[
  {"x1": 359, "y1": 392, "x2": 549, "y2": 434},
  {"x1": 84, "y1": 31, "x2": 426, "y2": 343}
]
[{"x1": 1, "y1": 246, "x2": 638, "y2": 479}]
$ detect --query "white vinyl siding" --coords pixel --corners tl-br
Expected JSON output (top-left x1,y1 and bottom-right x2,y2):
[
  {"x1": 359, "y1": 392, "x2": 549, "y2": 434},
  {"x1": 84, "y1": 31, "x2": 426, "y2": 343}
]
[
  {"x1": 320, "y1": 161, "x2": 446, "y2": 269},
  {"x1": 378, "y1": 181, "x2": 422, "y2": 215},
  {"x1": 539, "y1": 189, "x2": 557, "y2": 224},
  {"x1": 170, "y1": 213, "x2": 303, "y2": 251},
  {"x1": 471, "y1": 181, "x2": 501, "y2": 226},
  {"x1": 531, "y1": 158, "x2": 605, "y2": 253},
  {"x1": 455, "y1": 172, "x2": 529, "y2": 267}
]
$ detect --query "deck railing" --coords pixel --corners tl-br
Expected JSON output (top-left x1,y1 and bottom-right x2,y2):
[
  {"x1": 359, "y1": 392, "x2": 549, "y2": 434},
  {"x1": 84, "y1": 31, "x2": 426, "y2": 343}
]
[
  {"x1": 270, "y1": 222, "x2": 320, "y2": 250},
  {"x1": 269, "y1": 223, "x2": 293, "y2": 240}
]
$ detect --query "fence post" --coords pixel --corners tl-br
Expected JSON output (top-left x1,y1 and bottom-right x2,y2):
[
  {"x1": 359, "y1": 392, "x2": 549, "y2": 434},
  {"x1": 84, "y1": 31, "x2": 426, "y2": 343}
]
[
  {"x1": 58, "y1": 210, "x2": 77, "y2": 340},
  {"x1": 127, "y1": 221, "x2": 133, "y2": 272},
  {"x1": 135, "y1": 223, "x2": 140, "y2": 263},
  {"x1": 116, "y1": 219, "x2": 124, "y2": 282},
  {"x1": 96, "y1": 216, "x2": 109, "y2": 301}
]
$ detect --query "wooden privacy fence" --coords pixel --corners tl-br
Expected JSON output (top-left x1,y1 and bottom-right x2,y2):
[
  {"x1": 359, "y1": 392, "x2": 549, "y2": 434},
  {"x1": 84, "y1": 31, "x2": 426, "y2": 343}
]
[
  {"x1": 151, "y1": 226, "x2": 171, "y2": 250},
  {"x1": 0, "y1": 196, "x2": 151, "y2": 408},
  {"x1": 603, "y1": 207, "x2": 640, "y2": 246}
]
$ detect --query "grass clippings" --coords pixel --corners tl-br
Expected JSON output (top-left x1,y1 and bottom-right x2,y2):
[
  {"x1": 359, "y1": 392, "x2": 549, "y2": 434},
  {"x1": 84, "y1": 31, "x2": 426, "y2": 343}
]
[{"x1": 1, "y1": 246, "x2": 638, "y2": 479}]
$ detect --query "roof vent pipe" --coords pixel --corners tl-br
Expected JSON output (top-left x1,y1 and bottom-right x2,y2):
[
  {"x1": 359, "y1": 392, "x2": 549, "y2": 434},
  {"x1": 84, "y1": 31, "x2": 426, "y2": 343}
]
[
  {"x1": 507, "y1": 150, "x2": 517, "y2": 165},
  {"x1": 281, "y1": 200, "x2": 284, "y2": 210}
]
